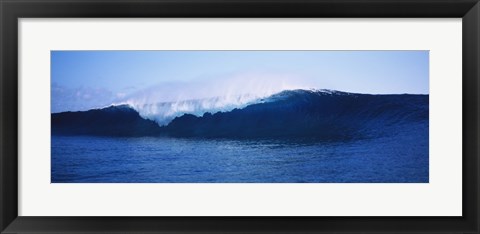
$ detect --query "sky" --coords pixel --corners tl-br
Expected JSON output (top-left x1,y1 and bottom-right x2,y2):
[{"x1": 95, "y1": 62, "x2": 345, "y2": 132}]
[{"x1": 51, "y1": 50, "x2": 429, "y2": 114}]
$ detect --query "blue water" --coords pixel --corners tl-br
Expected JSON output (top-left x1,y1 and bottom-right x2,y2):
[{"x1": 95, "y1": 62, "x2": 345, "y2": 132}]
[{"x1": 51, "y1": 131, "x2": 428, "y2": 183}]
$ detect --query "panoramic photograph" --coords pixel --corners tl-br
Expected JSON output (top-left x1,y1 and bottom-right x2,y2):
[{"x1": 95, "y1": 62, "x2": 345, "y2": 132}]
[{"x1": 51, "y1": 50, "x2": 429, "y2": 183}]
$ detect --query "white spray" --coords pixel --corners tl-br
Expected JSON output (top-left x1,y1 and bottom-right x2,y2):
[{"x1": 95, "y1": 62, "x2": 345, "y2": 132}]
[{"x1": 112, "y1": 73, "x2": 320, "y2": 125}]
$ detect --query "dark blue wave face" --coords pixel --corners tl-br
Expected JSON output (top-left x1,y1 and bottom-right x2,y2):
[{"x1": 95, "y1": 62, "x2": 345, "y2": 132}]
[
  {"x1": 162, "y1": 90, "x2": 428, "y2": 140},
  {"x1": 51, "y1": 89, "x2": 429, "y2": 183},
  {"x1": 51, "y1": 105, "x2": 161, "y2": 137}
]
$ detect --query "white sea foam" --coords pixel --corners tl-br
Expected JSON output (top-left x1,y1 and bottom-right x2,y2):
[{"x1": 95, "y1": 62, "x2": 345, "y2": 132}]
[{"x1": 111, "y1": 73, "x2": 317, "y2": 125}]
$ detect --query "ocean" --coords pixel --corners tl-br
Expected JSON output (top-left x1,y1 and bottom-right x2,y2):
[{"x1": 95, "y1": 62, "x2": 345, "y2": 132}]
[{"x1": 51, "y1": 131, "x2": 428, "y2": 183}]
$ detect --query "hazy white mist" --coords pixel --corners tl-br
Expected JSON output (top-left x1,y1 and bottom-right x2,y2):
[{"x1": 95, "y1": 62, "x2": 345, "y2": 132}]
[{"x1": 113, "y1": 73, "x2": 318, "y2": 125}]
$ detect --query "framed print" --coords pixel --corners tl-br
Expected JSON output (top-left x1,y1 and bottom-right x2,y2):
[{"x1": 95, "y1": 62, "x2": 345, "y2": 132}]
[{"x1": 1, "y1": 0, "x2": 479, "y2": 233}]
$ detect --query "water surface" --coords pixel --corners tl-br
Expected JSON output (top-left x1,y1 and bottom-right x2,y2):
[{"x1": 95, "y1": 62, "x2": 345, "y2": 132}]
[{"x1": 52, "y1": 133, "x2": 428, "y2": 183}]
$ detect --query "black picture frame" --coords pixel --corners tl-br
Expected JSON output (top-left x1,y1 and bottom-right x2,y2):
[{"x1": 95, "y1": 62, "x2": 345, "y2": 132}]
[{"x1": 1, "y1": 0, "x2": 479, "y2": 233}]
